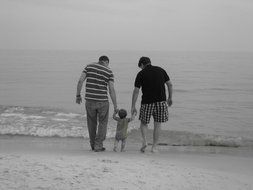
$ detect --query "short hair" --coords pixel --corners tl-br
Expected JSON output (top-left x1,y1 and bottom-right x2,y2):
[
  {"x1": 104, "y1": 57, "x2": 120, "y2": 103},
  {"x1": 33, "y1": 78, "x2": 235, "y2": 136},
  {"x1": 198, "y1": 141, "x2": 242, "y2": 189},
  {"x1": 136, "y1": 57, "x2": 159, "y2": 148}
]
[
  {"x1": 118, "y1": 109, "x2": 127, "y2": 119},
  {"x1": 99, "y1": 55, "x2": 109, "y2": 63},
  {"x1": 138, "y1": 57, "x2": 151, "y2": 67}
]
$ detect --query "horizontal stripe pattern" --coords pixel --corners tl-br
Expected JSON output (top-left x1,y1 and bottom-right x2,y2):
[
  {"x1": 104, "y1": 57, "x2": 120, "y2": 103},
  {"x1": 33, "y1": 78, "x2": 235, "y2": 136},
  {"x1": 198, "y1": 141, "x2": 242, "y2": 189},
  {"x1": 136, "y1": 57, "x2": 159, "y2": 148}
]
[{"x1": 83, "y1": 63, "x2": 114, "y2": 101}]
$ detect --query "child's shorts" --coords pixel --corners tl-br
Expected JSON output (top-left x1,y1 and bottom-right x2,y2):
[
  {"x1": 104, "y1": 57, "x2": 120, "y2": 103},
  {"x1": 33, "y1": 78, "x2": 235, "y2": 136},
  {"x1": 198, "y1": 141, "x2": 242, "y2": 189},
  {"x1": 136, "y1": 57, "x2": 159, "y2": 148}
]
[
  {"x1": 115, "y1": 134, "x2": 127, "y2": 141},
  {"x1": 139, "y1": 101, "x2": 168, "y2": 124}
]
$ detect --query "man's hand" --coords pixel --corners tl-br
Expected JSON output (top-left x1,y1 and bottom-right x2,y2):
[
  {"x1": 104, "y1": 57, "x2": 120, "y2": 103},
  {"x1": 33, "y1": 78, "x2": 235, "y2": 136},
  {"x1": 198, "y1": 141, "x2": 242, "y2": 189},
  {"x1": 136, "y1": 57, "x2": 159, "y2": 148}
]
[
  {"x1": 108, "y1": 81, "x2": 118, "y2": 114},
  {"x1": 76, "y1": 72, "x2": 86, "y2": 105},
  {"x1": 131, "y1": 107, "x2": 137, "y2": 115},
  {"x1": 167, "y1": 98, "x2": 172, "y2": 107},
  {"x1": 76, "y1": 96, "x2": 82, "y2": 104},
  {"x1": 131, "y1": 87, "x2": 139, "y2": 116},
  {"x1": 114, "y1": 108, "x2": 119, "y2": 114},
  {"x1": 132, "y1": 110, "x2": 137, "y2": 118}
]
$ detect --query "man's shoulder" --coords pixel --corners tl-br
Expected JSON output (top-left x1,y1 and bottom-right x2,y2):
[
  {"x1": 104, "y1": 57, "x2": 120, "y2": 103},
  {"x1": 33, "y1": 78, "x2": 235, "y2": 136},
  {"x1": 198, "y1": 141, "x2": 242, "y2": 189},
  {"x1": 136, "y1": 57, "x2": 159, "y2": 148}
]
[
  {"x1": 140, "y1": 65, "x2": 164, "y2": 74},
  {"x1": 98, "y1": 63, "x2": 113, "y2": 73},
  {"x1": 137, "y1": 68, "x2": 145, "y2": 75},
  {"x1": 135, "y1": 70, "x2": 143, "y2": 80},
  {"x1": 152, "y1": 65, "x2": 164, "y2": 71},
  {"x1": 85, "y1": 62, "x2": 97, "y2": 68},
  {"x1": 152, "y1": 66, "x2": 168, "y2": 74},
  {"x1": 86, "y1": 63, "x2": 113, "y2": 72}
]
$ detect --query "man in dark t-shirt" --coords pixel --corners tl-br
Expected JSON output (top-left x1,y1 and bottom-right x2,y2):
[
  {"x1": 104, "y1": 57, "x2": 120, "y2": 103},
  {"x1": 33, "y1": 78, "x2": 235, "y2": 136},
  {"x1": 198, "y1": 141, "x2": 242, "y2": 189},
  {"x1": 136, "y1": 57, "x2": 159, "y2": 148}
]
[{"x1": 131, "y1": 57, "x2": 173, "y2": 153}]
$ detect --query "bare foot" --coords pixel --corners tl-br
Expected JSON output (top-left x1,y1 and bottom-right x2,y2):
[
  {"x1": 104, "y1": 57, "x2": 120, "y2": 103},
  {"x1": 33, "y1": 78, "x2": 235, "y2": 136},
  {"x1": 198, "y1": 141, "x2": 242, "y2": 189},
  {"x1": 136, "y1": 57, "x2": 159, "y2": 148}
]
[
  {"x1": 151, "y1": 146, "x2": 159, "y2": 153},
  {"x1": 140, "y1": 143, "x2": 148, "y2": 153}
]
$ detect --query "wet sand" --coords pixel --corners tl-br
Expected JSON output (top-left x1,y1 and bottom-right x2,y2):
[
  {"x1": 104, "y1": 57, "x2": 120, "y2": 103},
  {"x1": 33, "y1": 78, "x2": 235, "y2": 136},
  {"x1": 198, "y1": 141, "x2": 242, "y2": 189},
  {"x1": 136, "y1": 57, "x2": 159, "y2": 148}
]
[{"x1": 1, "y1": 135, "x2": 253, "y2": 190}]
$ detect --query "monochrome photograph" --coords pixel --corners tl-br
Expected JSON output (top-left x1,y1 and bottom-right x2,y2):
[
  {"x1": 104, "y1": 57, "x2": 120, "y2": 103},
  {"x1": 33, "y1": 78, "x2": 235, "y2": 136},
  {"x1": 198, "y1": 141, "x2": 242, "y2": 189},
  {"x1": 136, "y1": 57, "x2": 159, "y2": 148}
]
[{"x1": 1, "y1": 0, "x2": 253, "y2": 189}]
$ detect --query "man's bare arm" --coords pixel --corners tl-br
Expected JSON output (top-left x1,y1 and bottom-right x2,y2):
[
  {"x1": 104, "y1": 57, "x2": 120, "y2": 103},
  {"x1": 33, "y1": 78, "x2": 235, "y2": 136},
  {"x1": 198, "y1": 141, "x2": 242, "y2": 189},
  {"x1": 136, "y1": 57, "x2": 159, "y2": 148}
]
[
  {"x1": 108, "y1": 81, "x2": 118, "y2": 111},
  {"x1": 76, "y1": 72, "x2": 86, "y2": 104},
  {"x1": 129, "y1": 111, "x2": 137, "y2": 122},
  {"x1": 113, "y1": 111, "x2": 120, "y2": 121},
  {"x1": 165, "y1": 80, "x2": 173, "y2": 106},
  {"x1": 131, "y1": 87, "x2": 140, "y2": 115}
]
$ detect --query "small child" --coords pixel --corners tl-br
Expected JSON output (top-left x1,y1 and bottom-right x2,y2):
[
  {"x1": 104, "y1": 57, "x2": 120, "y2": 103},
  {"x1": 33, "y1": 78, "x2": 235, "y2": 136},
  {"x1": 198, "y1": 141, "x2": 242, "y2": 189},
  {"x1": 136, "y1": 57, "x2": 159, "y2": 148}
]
[{"x1": 113, "y1": 109, "x2": 135, "y2": 152}]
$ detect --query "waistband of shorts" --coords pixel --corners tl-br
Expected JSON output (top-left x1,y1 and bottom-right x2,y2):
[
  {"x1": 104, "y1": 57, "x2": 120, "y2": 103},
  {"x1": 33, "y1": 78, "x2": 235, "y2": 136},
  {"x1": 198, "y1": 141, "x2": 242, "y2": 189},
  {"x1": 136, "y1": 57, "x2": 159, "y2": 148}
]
[
  {"x1": 85, "y1": 99, "x2": 109, "y2": 103},
  {"x1": 141, "y1": 101, "x2": 166, "y2": 105}
]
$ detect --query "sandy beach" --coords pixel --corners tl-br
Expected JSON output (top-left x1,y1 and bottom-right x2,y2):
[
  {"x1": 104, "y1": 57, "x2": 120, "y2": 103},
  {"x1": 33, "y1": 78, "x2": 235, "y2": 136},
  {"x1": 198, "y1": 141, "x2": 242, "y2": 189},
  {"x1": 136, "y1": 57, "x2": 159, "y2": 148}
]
[
  {"x1": 1, "y1": 0, "x2": 253, "y2": 188},
  {"x1": 1, "y1": 135, "x2": 253, "y2": 190}
]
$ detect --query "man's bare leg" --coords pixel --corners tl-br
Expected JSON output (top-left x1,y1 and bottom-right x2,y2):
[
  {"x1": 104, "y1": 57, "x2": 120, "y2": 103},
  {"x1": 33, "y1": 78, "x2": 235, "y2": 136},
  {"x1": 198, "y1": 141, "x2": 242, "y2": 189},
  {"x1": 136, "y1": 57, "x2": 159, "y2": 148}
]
[
  {"x1": 140, "y1": 122, "x2": 148, "y2": 152},
  {"x1": 151, "y1": 122, "x2": 161, "y2": 153}
]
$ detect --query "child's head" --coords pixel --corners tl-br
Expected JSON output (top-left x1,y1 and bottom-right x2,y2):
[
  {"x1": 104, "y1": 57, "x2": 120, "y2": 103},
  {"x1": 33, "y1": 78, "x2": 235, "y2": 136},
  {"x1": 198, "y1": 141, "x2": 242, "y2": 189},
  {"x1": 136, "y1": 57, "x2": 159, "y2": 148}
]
[{"x1": 118, "y1": 109, "x2": 127, "y2": 119}]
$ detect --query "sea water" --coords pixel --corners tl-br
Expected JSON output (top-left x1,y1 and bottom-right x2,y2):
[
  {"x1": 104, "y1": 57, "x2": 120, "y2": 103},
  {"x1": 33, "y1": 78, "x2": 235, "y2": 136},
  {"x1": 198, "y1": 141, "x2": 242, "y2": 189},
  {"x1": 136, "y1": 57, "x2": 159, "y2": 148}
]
[{"x1": 0, "y1": 49, "x2": 253, "y2": 147}]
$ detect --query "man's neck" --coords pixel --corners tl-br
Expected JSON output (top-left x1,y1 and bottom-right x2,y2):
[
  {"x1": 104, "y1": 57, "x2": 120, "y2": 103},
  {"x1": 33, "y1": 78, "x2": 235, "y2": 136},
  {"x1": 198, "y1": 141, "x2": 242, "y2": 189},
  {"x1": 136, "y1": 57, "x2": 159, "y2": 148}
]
[
  {"x1": 143, "y1": 63, "x2": 151, "y2": 69},
  {"x1": 98, "y1": 61, "x2": 108, "y2": 67}
]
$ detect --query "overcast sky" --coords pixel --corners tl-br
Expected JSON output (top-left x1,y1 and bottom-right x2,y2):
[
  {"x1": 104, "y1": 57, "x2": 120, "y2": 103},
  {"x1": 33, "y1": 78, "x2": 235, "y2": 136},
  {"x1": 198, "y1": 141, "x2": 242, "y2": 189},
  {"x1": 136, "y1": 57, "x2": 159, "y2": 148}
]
[{"x1": 1, "y1": 0, "x2": 253, "y2": 51}]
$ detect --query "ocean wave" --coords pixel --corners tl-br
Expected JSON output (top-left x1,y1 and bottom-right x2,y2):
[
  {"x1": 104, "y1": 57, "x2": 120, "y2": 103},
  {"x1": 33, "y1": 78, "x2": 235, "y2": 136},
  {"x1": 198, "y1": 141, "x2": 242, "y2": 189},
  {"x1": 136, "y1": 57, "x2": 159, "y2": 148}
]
[
  {"x1": 128, "y1": 129, "x2": 253, "y2": 148},
  {"x1": 1, "y1": 113, "x2": 46, "y2": 120},
  {"x1": 0, "y1": 105, "x2": 86, "y2": 137},
  {"x1": 174, "y1": 88, "x2": 233, "y2": 93},
  {"x1": 174, "y1": 89, "x2": 190, "y2": 93},
  {"x1": 55, "y1": 113, "x2": 81, "y2": 118},
  {"x1": 1, "y1": 105, "x2": 253, "y2": 147},
  {"x1": 174, "y1": 87, "x2": 248, "y2": 93}
]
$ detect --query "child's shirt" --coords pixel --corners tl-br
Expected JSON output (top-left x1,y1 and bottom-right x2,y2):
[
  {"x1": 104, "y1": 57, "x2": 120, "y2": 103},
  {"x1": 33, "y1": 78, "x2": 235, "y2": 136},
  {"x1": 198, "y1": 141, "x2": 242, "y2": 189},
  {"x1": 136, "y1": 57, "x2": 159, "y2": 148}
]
[{"x1": 115, "y1": 118, "x2": 131, "y2": 140}]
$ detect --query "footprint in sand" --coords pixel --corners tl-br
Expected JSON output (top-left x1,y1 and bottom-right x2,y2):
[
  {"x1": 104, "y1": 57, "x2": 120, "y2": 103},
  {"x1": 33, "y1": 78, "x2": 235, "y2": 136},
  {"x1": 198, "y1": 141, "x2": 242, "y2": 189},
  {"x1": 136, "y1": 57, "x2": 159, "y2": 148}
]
[
  {"x1": 103, "y1": 167, "x2": 112, "y2": 173},
  {"x1": 100, "y1": 159, "x2": 119, "y2": 164},
  {"x1": 54, "y1": 177, "x2": 64, "y2": 181}
]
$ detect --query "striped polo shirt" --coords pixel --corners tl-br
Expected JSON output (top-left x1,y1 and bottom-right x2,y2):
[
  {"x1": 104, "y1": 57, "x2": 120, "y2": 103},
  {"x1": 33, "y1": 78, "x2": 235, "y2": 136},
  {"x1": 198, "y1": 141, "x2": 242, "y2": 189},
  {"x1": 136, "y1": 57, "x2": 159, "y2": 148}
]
[{"x1": 83, "y1": 63, "x2": 114, "y2": 101}]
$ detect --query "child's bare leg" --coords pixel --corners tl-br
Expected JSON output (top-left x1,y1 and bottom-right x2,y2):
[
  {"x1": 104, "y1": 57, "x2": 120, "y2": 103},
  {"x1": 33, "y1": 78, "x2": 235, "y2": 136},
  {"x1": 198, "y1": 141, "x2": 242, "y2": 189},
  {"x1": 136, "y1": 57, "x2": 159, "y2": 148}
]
[
  {"x1": 121, "y1": 139, "x2": 126, "y2": 152},
  {"x1": 113, "y1": 139, "x2": 119, "y2": 152}
]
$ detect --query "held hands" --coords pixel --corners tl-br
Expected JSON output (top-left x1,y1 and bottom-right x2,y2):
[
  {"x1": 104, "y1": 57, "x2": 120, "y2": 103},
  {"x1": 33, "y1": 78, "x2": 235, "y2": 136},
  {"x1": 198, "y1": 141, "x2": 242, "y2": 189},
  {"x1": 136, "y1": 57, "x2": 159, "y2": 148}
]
[
  {"x1": 131, "y1": 107, "x2": 137, "y2": 116},
  {"x1": 114, "y1": 107, "x2": 119, "y2": 114},
  {"x1": 114, "y1": 108, "x2": 119, "y2": 114},
  {"x1": 132, "y1": 110, "x2": 137, "y2": 118}
]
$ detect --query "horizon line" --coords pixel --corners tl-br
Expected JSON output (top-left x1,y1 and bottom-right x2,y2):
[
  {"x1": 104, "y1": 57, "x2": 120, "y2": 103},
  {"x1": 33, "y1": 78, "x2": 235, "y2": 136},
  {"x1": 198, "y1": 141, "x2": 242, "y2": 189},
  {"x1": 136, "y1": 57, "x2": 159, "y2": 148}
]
[{"x1": 1, "y1": 48, "x2": 253, "y2": 53}]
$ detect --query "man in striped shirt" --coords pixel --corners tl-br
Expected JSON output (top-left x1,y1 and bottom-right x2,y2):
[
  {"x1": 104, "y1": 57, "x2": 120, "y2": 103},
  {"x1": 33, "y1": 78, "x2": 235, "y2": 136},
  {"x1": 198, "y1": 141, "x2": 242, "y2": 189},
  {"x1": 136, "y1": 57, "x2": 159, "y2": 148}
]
[{"x1": 76, "y1": 56, "x2": 118, "y2": 152}]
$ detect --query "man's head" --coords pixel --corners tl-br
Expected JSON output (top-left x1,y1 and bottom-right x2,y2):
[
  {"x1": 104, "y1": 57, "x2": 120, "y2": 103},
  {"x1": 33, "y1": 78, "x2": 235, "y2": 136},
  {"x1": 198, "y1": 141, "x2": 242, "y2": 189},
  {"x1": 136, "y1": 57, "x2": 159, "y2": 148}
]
[
  {"x1": 138, "y1": 56, "x2": 151, "y2": 68},
  {"x1": 99, "y1": 55, "x2": 109, "y2": 66},
  {"x1": 118, "y1": 109, "x2": 127, "y2": 119}
]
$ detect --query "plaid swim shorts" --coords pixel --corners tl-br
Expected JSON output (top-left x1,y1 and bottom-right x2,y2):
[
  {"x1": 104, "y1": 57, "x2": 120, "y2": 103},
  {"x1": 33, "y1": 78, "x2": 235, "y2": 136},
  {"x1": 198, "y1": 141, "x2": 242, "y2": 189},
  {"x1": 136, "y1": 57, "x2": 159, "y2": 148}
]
[{"x1": 139, "y1": 101, "x2": 169, "y2": 124}]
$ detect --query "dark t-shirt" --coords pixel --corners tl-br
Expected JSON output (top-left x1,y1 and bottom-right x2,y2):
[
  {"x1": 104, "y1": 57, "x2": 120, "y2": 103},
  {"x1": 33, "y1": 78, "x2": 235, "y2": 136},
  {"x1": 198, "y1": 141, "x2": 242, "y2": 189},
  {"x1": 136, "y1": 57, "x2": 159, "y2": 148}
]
[{"x1": 134, "y1": 64, "x2": 170, "y2": 104}]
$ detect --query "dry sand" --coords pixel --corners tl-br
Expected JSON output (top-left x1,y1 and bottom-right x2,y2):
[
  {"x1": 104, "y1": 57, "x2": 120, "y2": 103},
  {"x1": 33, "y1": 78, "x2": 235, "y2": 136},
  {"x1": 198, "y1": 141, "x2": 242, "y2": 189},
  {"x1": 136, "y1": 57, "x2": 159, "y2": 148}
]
[{"x1": 0, "y1": 135, "x2": 253, "y2": 190}]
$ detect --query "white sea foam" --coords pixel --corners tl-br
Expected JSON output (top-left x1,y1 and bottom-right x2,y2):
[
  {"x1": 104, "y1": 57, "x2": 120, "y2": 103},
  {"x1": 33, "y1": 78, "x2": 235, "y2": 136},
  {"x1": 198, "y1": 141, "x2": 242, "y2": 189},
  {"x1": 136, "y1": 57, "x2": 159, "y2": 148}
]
[
  {"x1": 1, "y1": 113, "x2": 24, "y2": 117},
  {"x1": 25, "y1": 115, "x2": 45, "y2": 119},
  {"x1": 1, "y1": 113, "x2": 45, "y2": 120},
  {"x1": 51, "y1": 118, "x2": 69, "y2": 122},
  {"x1": 1, "y1": 101, "x2": 253, "y2": 147},
  {"x1": 56, "y1": 113, "x2": 80, "y2": 118}
]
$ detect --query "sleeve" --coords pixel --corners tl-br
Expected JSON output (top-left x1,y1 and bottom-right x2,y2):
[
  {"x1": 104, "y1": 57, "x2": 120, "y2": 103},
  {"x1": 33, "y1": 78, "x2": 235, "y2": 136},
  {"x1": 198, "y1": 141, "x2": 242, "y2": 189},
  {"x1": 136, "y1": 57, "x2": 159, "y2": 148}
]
[
  {"x1": 83, "y1": 65, "x2": 88, "y2": 74},
  {"x1": 134, "y1": 72, "x2": 142, "y2": 88},
  {"x1": 163, "y1": 69, "x2": 170, "y2": 82},
  {"x1": 109, "y1": 72, "x2": 114, "y2": 82}
]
